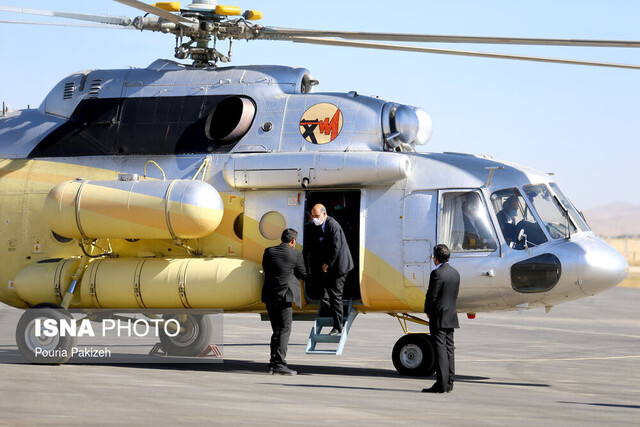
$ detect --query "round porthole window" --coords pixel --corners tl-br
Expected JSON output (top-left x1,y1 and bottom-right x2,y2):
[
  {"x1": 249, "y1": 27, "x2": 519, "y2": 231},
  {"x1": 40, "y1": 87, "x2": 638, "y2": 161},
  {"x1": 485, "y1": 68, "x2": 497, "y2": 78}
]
[
  {"x1": 233, "y1": 214, "x2": 244, "y2": 240},
  {"x1": 259, "y1": 211, "x2": 286, "y2": 241},
  {"x1": 51, "y1": 231, "x2": 73, "y2": 244}
]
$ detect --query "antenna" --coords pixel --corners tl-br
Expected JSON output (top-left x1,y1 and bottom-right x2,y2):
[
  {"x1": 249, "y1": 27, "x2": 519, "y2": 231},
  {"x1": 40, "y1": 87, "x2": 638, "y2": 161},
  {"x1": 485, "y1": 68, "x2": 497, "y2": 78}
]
[{"x1": 483, "y1": 166, "x2": 504, "y2": 187}]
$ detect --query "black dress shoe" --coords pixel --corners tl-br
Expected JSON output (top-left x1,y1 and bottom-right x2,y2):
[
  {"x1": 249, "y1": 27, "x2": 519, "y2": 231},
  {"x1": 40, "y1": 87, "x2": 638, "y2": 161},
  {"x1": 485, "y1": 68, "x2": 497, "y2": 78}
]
[
  {"x1": 328, "y1": 328, "x2": 342, "y2": 336},
  {"x1": 421, "y1": 385, "x2": 445, "y2": 393},
  {"x1": 272, "y1": 366, "x2": 297, "y2": 376}
]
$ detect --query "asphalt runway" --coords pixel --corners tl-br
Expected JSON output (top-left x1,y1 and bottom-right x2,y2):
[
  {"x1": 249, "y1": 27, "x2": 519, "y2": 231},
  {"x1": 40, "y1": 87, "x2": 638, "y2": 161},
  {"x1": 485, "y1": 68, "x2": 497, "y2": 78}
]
[{"x1": 0, "y1": 286, "x2": 639, "y2": 425}]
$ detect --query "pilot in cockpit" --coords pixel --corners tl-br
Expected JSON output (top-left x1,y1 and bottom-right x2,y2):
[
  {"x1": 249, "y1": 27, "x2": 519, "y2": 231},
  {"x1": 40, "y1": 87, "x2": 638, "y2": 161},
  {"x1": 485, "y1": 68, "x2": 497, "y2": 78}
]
[{"x1": 496, "y1": 195, "x2": 519, "y2": 246}]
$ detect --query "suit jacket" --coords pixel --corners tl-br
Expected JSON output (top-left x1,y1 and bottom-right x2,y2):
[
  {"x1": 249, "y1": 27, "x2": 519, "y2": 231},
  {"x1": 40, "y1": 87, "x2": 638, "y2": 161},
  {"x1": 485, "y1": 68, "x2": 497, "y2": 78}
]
[
  {"x1": 262, "y1": 243, "x2": 306, "y2": 308},
  {"x1": 496, "y1": 209, "x2": 515, "y2": 228},
  {"x1": 496, "y1": 209, "x2": 519, "y2": 244},
  {"x1": 303, "y1": 216, "x2": 354, "y2": 277},
  {"x1": 424, "y1": 262, "x2": 460, "y2": 329}
]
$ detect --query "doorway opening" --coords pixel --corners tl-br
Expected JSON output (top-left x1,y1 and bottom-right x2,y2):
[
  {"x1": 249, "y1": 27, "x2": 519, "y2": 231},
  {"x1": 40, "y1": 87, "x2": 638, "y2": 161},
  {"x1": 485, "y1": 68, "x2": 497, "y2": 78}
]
[{"x1": 304, "y1": 190, "x2": 361, "y2": 302}]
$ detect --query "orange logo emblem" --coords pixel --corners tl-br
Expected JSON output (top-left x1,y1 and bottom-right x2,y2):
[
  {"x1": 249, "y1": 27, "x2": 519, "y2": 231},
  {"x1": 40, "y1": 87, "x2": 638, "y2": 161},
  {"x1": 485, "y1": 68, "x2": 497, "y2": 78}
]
[{"x1": 299, "y1": 103, "x2": 343, "y2": 144}]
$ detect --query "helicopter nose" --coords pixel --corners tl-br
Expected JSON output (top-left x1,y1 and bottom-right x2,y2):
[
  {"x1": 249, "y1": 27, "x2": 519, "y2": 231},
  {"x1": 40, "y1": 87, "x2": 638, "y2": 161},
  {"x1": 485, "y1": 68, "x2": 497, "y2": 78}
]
[{"x1": 578, "y1": 237, "x2": 629, "y2": 296}]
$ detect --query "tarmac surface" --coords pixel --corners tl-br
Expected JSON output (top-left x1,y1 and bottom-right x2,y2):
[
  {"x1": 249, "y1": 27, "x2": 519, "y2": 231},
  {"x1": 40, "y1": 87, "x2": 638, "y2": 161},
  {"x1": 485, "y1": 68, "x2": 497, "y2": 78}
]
[{"x1": 0, "y1": 286, "x2": 639, "y2": 426}]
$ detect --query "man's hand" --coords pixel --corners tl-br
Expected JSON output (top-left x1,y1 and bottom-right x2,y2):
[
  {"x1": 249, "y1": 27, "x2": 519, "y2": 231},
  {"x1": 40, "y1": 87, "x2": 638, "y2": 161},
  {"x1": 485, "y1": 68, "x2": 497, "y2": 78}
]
[{"x1": 322, "y1": 264, "x2": 329, "y2": 273}]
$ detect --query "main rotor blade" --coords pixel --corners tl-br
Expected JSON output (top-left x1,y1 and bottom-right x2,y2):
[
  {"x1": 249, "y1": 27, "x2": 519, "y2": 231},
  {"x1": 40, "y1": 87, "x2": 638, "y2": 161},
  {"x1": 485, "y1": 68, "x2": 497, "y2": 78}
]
[
  {"x1": 288, "y1": 37, "x2": 640, "y2": 70},
  {"x1": 261, "y1": 27, "x2": 640, "y2": 48},
  {"x1": 113, "y1": 0, "x2": 196, "y2": 27},
  {"x1": 0, "y1": 19, "x2": 134, "y2": 29},
  {"x1": 0, "y1": 5, "x2": 132, "y2": 26}
]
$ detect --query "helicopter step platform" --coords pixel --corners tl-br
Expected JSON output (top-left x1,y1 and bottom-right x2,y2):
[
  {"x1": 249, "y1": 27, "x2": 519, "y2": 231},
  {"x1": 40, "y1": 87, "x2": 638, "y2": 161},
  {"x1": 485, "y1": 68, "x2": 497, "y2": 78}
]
[{"x1": 306, "y1": 300, "x2": 358, "y2": 355}]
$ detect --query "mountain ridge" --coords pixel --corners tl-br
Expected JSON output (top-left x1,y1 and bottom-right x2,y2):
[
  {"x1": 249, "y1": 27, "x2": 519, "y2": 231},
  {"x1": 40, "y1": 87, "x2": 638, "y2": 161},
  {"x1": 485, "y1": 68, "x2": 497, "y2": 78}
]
[{"x1": 582, "y1": 202, "x2": 640, "y2": 237}]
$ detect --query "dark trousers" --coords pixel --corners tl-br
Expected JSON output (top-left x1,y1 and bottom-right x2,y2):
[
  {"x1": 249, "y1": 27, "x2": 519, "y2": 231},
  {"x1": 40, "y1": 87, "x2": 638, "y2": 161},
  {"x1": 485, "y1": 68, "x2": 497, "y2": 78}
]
[
  {"x1": 266, "y1": 300, "x2": 292, "y2": 368},
  {"x1": 319, "y1": 273, "x2": 347, "y2": 330},
  {"x1": 430, "y1": 325, "x2": 455, "y2": 392}
]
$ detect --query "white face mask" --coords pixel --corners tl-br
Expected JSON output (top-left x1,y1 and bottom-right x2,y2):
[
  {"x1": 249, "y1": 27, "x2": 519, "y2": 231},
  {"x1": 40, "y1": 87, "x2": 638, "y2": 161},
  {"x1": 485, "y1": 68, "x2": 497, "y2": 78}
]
[{"x1": 312, "y1": 217, "x2": 323, "y2": 226}]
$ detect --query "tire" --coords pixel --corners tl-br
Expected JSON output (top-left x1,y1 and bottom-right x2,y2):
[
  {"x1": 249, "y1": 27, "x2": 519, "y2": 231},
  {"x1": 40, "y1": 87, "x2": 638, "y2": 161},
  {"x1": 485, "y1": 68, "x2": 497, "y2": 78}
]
[
  {"x1": 392, "y1": 333, "x2": 435, "y2": 376},
  {"x1": 16, "y1": 306, "x2": 76, "y2": 365},
  {"x1": 159, "y1": 314, "x2": 213, "y2": 356}
]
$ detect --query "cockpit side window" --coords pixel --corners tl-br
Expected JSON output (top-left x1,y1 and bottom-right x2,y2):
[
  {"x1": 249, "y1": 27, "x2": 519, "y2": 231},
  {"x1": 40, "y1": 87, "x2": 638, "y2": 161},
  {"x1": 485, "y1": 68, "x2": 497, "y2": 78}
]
[
  {"x1": 439, "y1": 190, "x2": 497, "y2": 253},
  {"x1": 523, "y1": 184, "x2": 577, "y2": 239},
  {"x1": 490, "y1": 188, "x2": 548, "y2": 249}
]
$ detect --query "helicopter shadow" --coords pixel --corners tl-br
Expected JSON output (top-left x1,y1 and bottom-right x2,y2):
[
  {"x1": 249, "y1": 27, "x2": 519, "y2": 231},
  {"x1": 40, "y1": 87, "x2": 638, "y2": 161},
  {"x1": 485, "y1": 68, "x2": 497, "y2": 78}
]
[
  {"x1": 99, "y1": 361, "x2": 551, "y2": 391},
  {"x1": 0, "y1": 346, "x2": 549, "y2": 389},
  {"x1": 558, "y1": 401, "x2": 640, "y2": 410}
]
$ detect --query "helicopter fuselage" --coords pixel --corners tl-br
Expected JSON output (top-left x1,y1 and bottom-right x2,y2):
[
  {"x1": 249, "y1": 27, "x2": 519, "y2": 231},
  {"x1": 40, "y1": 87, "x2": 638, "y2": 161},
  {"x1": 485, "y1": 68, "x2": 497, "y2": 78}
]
[{"x1": 0, "y1": 59, "x2": 629, "y2": 315}]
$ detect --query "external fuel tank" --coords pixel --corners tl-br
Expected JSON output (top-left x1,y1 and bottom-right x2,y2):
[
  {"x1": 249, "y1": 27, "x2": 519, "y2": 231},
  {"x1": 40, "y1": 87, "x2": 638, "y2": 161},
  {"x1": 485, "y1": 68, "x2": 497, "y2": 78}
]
[
  {"x1": 14, "y1": 257, "x2": 264, "y2": 310},
  {"x1": 44, "y1": 178, "x2": 224, "y2": 240}
]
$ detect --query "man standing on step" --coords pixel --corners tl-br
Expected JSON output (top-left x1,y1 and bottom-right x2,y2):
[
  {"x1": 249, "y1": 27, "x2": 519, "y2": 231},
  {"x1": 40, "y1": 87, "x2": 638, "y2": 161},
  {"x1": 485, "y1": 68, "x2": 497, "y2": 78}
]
[
  {"x1": 423, "y1": 244, "x2": 460, "y2": 394},
  {"x1": 304, "y1": 203, "x2": 354, "y2": 336},
  {"x1": 262, "y1": 228, "x2": 306, "y2": 375}
]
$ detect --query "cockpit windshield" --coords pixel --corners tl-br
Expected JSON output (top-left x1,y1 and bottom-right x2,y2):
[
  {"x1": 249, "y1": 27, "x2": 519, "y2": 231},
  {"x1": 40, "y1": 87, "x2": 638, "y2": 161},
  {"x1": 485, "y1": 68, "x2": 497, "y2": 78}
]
[
  {"x1": 490, "y1": 188, "x2": 548, "y2": 249},
  {"x1": 549, "y1": 183, "x2": 589, "y2": 232},
  {"x1": 523, "y1": 183, "x2": 577, "y2": 239}
]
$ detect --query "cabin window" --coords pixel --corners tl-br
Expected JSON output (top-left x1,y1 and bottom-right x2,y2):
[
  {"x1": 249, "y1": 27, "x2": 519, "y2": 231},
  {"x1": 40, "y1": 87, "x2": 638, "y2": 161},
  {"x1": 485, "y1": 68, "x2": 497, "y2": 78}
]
[
  {"x1": 439, "y1": 190, "x2": 497, "y2": 253},
  {"x1": 233, "y1": 214, "x2": 244, "y2": 240},
  {"x1": 259, "y1": 211, "x2": 286, "y2": 241},
  {"x1": 490, "y1": 188, "x2": 548, "y2": 249},
  {"x1": 51, "y1": 231, "x2": 74, "y2": 244}
]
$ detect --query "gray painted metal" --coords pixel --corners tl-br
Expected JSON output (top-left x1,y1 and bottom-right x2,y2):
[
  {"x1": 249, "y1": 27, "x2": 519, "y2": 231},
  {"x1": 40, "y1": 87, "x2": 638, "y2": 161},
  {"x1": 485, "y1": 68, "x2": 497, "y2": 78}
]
[{"x1": 223, "y1": 152, "x2": 411, "y2": 189}]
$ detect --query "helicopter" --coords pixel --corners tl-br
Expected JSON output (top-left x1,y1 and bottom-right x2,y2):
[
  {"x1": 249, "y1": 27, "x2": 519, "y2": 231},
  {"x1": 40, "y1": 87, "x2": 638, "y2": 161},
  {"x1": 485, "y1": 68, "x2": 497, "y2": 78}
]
[{"x1": 0, "y1": 0, "x2": 633, "y2": 373}]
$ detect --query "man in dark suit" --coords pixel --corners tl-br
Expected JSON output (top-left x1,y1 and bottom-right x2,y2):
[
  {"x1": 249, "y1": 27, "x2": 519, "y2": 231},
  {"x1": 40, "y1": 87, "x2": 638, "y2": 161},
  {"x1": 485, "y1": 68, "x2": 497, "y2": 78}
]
[
  {"x1": 303, "y1": 203, "x2": 354, "y2": 336},
  {"x1": 262, "y1": 228, "x2": 306, "y2": 375},
  {"x1": 423, "y1": 244, "x2": 460, "y2": 393}
]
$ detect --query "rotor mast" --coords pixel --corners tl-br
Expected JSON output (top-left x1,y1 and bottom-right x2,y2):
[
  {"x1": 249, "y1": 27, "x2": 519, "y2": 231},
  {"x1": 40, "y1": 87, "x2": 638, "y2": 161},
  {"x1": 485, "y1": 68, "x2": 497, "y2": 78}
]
[{"x1": 118, "y1": 0, "x2": 262, "y2": 67}]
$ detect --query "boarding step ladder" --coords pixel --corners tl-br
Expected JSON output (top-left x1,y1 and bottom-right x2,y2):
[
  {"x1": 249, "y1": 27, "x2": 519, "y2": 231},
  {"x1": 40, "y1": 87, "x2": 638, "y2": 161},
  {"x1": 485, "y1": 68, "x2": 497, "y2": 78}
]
[{"x1": 306, "y1": 299, "x2": 358, "y2": 355}]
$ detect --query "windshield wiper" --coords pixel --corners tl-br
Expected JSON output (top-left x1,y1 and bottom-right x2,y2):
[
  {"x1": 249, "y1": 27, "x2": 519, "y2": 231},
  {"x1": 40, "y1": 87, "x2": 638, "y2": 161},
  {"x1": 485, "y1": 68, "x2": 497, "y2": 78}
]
[{"x1": 553, "y1": 195, "x2": 571, "y2": 239}]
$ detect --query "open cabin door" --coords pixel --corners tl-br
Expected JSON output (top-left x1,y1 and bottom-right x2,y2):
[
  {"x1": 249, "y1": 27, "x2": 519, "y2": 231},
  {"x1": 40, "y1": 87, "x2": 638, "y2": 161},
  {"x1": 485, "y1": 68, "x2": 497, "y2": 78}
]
[{"x1": 402, "y1": 191, "x2": 437, "y2": 311}]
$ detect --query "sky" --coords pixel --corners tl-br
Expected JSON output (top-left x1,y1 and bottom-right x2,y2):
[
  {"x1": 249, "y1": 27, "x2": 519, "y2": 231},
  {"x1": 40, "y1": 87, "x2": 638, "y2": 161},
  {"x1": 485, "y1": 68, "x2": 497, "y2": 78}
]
[{"x1": 1, "y1": 0, "x2": 639, "y2": 210}]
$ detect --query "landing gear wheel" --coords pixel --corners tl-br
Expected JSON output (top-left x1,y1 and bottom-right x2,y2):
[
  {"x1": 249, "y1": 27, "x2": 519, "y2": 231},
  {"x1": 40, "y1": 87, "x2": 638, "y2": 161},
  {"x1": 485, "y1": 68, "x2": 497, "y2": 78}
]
[
  {"x1": 392, "y1": 333, "x2": 435, "y2": 376},
  {"x1": 159, "y1": 314, "x2": 213, "y2": 356},
  {"x1": 16, "y1": 305, "x2": 77, "y2": 365}
]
